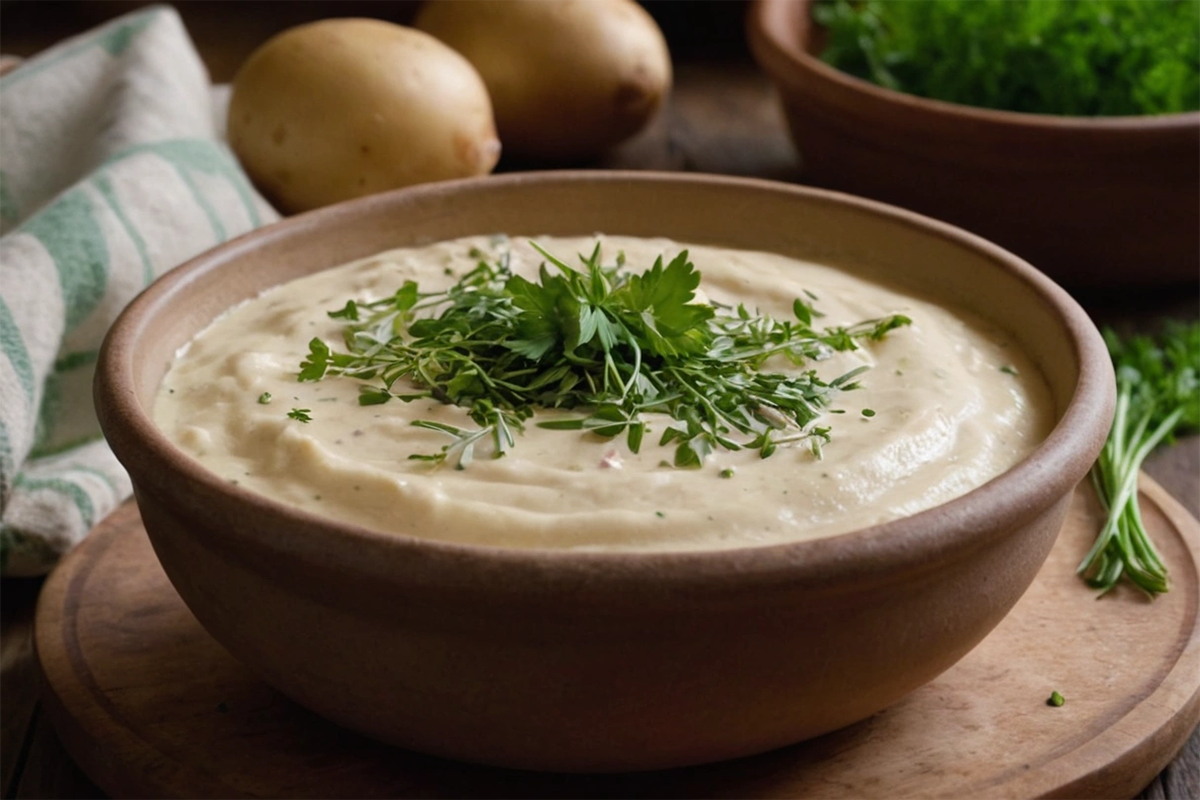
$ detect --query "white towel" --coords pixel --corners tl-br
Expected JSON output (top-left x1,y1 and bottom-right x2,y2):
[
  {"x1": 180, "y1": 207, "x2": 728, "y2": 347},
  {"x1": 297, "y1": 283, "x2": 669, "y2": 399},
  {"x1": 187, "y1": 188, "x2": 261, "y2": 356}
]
[{"x1": 0, "y1": 6, "x2": 278, "y2": 575}]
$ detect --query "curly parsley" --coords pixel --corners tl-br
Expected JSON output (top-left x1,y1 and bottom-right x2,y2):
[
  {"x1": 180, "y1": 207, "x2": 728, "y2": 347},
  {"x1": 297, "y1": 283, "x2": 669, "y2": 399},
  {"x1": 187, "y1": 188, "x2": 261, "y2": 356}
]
[{"x1": 815, "y1": 0, "x2": 1200, "y2": 116}]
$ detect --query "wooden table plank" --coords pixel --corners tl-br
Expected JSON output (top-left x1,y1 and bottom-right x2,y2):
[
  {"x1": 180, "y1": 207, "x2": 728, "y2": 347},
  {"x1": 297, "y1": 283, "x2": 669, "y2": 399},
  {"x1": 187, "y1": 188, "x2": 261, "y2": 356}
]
[{"x1": 1141, "y1": 729, "x2": 1200, "y2": 800}]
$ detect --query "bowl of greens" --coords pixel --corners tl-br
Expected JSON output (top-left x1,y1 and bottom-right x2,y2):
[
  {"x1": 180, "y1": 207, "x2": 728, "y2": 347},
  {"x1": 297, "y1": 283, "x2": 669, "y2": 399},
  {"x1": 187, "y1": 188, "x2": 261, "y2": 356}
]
[{"x1": 747, "y1": 0, "x2": 1200, "y2": 287}]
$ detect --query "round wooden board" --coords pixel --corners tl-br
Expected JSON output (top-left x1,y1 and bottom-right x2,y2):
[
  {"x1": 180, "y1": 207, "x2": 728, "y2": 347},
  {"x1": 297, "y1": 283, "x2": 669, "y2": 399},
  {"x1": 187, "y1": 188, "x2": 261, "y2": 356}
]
[{"x1": 35, "y1": 478, "x2": 1200, "y2": 800}]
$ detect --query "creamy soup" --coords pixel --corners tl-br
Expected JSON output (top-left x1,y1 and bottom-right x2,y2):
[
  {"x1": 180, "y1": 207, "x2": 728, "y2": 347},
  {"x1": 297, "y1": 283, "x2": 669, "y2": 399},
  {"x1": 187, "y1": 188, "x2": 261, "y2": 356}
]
[{"x1": 154, "y1": 235, "x2": 1054, "y2": 551}]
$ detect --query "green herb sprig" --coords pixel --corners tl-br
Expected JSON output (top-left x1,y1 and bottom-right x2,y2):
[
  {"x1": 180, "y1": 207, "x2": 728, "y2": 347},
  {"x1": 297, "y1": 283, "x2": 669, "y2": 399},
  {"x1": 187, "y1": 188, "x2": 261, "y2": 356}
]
[
  {"x1": 815, "y1": 0, "x2": 1200, "y2": 116},
  {"x1": 1080, "y1": 321, "x2": 1199, "y2": 596},
  {"x1": 298, "y1": 244, "x2": 910, "y2": 469}
]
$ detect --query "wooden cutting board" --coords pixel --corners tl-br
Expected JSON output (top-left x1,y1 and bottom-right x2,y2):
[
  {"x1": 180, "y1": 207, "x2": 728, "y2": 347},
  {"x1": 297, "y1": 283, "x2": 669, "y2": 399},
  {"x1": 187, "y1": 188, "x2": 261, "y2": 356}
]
[{"x1": 34, "y1": 478, "x2": 1200, "y2": 799}]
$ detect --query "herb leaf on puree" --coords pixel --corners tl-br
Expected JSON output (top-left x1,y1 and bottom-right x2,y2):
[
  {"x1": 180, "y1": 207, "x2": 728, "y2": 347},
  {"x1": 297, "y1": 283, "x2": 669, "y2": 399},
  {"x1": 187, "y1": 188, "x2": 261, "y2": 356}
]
[
  {"x1": 1080, "y1": 322, "x2": 1200, "y2": 596},
  {"x1": 299, "y1": 243, "x2": 910, "y2": 469}
]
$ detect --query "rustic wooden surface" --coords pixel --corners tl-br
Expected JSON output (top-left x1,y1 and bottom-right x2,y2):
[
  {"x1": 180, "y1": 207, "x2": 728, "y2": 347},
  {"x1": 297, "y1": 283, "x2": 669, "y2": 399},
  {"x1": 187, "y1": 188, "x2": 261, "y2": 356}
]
[
  {"x1": 30, "y1": 478, "x2": 1200, "y2": 800},
  {"x1": 2, "y1": 60, "x2": 1198, "y2": 799}
]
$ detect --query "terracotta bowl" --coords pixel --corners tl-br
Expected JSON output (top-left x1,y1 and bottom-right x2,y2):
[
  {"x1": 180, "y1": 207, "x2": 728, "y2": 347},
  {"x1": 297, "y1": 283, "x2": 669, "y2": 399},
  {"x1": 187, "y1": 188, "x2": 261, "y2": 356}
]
[
  {"x1": 747, "y1": 0, "x2": 1200, "y2": 288},
  {"x1": 95, "y1": 172, "x2": 1114, "y2": 772}
]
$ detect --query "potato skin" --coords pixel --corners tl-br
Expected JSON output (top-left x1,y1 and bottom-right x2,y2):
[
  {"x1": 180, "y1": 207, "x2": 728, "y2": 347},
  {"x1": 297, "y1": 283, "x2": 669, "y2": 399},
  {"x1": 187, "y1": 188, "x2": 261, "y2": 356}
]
[
  {"x1": 415, "y1": 0, "x2": 672, "y2": 161},
  {"x1": 228, "y1": 19, "x2": 500, "y2": 213}
]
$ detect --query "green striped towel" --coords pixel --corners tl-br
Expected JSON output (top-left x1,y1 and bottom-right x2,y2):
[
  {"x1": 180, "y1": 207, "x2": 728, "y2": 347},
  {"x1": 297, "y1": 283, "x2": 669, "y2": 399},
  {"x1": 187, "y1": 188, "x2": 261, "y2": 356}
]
[{"x1": 0, "y1": 6, "x2": 278, "y2": 575}]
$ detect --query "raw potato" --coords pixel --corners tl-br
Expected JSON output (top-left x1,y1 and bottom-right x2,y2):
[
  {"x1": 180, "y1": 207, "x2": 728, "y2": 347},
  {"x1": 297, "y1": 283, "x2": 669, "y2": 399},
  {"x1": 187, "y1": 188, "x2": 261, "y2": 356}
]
[
  {"x1": 415, "y1": 0, "x2": 671, "y2": 161},
  {"x1": 228, "y1": 19, "x2": 500, "y2": 213}
]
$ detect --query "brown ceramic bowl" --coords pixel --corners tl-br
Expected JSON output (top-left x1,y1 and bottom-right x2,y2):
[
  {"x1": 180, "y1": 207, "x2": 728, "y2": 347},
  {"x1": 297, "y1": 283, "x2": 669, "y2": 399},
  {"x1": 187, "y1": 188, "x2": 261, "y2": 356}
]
[
  {"x1": 95, "y1": 172, "x2": 1114, "y2": 772},
  {"x1": 747, "y1": 0, "x2": 1200, "y2": 288}
]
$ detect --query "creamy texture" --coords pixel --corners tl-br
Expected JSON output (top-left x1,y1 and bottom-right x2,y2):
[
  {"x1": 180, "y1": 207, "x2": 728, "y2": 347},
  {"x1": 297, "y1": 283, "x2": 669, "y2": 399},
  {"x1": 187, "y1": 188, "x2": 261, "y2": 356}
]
[{"x1": 154, "y1": 236, "x2": 1054, "y2": 551}]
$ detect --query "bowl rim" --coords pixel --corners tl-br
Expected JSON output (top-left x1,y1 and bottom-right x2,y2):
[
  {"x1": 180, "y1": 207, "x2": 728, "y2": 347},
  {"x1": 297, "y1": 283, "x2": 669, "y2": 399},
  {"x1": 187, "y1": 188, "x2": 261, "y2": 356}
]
[
  {"x1": 748, "y1": 0, "x2": 1200, "y2": 132},
  {"x1": 96, "y1": 170, "x2": 1114, "y2": 596}
]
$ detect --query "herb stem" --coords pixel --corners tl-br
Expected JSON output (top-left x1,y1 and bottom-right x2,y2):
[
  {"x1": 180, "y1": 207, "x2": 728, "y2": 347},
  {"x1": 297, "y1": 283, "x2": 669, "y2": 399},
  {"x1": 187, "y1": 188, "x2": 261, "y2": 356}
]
[{"x1": 1079, "y1": 322, "x2": 1198, "y2": 596}]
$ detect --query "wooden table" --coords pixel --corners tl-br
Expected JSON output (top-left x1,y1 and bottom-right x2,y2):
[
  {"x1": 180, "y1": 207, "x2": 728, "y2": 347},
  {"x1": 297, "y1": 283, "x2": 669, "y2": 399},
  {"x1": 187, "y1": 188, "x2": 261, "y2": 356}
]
[{"x1": 2, "y1": 59, "x2": 1198, "y2": 799}]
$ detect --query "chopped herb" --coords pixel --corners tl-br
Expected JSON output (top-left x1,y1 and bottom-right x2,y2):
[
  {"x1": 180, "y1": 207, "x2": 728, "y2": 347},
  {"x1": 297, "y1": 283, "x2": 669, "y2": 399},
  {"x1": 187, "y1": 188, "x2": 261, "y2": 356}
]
[
  {"x1": 287, "y1": 408, "x2": 313, "y2": 423},
  {"x1": 655, "y1": 511, "x2": 666, "y2": 518},
  {"x1": 1047, "y1": 691, "x2": 1065, "y2": 707},
  {"x1": 1000, "y1": 365, "x2": 1019, "y2": 376},
  {"x1": 1080, "y1": 322, "x2": 1199, "y2": 596},
  {"x1": 814, "y1": 0, "x2": 1200, "y2": 116},
  {"x1": 258, "y1": 392, "x2": 272, "y2": 404},
  {"x1": 719, "y1": 467, "x2": 736, "y2": 478},
  {"x1": 299, "y1": 243, "x2": 910, "y2": 469},
  {"x1": 861, "y1": 408, "x2": 876, "y2": 417}
]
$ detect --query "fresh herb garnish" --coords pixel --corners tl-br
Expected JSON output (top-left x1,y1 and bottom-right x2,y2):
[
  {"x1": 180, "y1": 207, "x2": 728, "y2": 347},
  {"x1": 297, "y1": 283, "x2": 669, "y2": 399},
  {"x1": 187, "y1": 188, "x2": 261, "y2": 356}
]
[
  {"x1": 815, "y1": 0, "x2": 1200, "y2": 116},
  {"x1": 299, "y1": 243, "x2": 910, "y2": 469},
  {"x1": 1080, "y1": 321, "x2": 1199, "y2": 596},
  {"x1": 287, "y1": 407, "x2": 313, "y2": 423},
  {"x1": 258, "y1": 392, "x2": 272, "y2": 404},
  {"x1": 1047, "y1": 690, "x2": 1065, "y2": 707}
]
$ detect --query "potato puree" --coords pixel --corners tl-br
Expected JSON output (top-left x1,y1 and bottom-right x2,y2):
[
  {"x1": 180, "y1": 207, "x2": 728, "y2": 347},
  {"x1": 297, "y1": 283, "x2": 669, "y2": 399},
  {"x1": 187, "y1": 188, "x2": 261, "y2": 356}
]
[{"x1": 154, "y1": 235, "x2": 1054, "y2": 551}]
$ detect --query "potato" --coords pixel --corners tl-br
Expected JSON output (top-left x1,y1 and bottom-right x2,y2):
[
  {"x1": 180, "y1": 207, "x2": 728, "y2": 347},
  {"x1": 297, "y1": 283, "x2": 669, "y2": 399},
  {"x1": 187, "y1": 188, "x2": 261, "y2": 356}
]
[
  {"x1": 228, "y1": 19, "x2": 500, "y2": 213},
  {"x1": 415, "y1": 0, "x2": 671, "y2": 161}
]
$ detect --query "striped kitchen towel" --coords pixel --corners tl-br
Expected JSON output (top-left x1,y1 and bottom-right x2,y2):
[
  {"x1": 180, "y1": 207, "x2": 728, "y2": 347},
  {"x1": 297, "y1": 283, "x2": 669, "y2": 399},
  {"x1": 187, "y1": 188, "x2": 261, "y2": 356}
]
[{"x1": 0, "y1": 6, "x2": 278, "y2": 575}]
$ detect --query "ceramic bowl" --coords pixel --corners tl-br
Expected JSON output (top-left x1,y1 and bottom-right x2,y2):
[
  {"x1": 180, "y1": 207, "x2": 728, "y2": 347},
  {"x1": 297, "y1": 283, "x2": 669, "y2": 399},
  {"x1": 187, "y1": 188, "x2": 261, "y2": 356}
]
[
  {"x1": 95, "y1": 172, "x2": 1114, "y2": 772},
  {"x1": 747, "y1": 0, "x2": 1200, "y2": 288}
]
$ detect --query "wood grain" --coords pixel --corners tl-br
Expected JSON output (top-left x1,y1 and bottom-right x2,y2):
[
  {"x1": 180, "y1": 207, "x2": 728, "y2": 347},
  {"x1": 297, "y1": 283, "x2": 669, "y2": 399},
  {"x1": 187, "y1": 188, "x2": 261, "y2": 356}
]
[{"x1": 29, "y1": 478, "x2": 1199, "y2": 800}]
